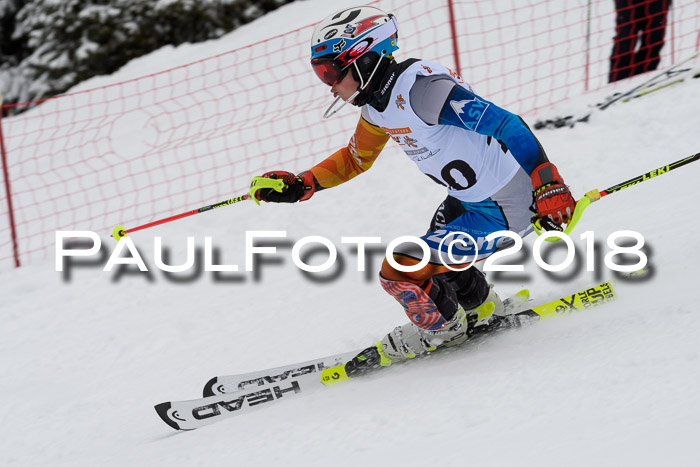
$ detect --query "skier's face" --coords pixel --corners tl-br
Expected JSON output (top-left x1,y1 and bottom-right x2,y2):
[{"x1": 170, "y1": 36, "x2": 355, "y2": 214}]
[{"x1": 331, "y1": 71, "x2": 360, "y2": 102}]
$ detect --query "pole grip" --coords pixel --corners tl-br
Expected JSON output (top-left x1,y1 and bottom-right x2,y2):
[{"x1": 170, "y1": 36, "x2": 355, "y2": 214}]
[
  {"x1": 532, "y1": 190, "x2": 598, "y2": 241},
  {"x1": 533, "y1": 152, "x2": 699, "y2": 241}
]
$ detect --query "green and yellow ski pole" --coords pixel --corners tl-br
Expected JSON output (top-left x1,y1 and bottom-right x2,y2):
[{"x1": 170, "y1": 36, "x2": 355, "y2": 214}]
[{"x1": 534, "y1": 152, "x2": 700, "y2": 241}]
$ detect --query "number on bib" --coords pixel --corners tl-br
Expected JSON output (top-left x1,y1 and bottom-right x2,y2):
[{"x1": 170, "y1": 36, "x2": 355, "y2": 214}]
[{"x1": 425, "y1": 160, "x2": 477, "y2": 191}]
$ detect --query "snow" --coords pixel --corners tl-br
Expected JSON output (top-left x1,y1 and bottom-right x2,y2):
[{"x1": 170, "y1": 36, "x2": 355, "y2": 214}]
[{"x1": 2, "y1": 1, "x2": 700, "y2": 466}]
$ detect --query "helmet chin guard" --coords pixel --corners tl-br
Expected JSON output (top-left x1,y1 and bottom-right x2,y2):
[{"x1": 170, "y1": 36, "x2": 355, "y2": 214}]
[{"x1": 322, "y1": 50, "x2": 387, "y2": 119}]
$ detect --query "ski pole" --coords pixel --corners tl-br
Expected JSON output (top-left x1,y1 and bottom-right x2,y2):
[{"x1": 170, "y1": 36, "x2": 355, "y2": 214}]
[
  {"x1": 533, "y1": 152, "x2": 700, "y2": 240},
  {"x1": 111, "y1": 176, "x2": 285, "y2": 240},
  {"x1": 599, "y1": 49, "x2": 700, "y2": 111}
]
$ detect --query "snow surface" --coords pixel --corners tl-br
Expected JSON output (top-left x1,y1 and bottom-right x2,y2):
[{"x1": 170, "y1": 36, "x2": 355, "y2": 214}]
[{"x1": 2, "y1": 1, "x2": 700, "y2": 466}]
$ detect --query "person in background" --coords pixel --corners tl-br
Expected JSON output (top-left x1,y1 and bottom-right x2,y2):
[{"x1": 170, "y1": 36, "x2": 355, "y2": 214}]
[{"x1": 609, "y1": 0, "x2": 673, "y2": 82}]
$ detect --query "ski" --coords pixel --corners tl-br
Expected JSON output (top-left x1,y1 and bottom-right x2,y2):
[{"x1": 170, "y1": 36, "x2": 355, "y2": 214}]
[
  {"x1": 320, "y1": 282, "x2": 616, "y2": 386},
  {"x1": 619, "y1": 69, "x2": 700, "y2": 103},
  {"x1": 202, "y1": 289, "x2": 530, "y2": 397},
  {"x1": 154, "y1": 289, "x2": 529, "y2": 431},
  {"x1": 154, "y1": 284, "x2": 615, "y2": 431}
]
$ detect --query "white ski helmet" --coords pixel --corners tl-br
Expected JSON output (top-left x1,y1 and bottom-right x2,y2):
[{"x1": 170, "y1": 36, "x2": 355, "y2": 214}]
[{"x1": 310, "y1": 6, "x2": 399, "y2": 117}]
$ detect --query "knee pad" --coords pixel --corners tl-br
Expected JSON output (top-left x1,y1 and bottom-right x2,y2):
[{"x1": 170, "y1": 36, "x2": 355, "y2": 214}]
[{"x1": 437, "y1": 267, "x2": 489, "y2": 311}]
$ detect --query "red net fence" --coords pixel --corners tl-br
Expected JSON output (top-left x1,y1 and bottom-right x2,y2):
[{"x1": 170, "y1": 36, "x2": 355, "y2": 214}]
[{"x1": 1, "y1": 0, "x2": 699, "y2": 270}]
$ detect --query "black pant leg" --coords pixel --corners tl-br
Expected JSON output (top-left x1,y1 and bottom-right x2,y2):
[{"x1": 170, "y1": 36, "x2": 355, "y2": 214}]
[
  {"x1": 633, "y1": 0, "x2": 672, "y2": 75},
  {"x1": 610, "y1": 0, "x2": 637, "y2": 82}
]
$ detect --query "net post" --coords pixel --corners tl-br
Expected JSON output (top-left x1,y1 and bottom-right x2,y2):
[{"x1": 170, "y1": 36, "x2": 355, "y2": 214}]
[{"x1": 0, "y1": 95, "x2": 21, "y2": 267}]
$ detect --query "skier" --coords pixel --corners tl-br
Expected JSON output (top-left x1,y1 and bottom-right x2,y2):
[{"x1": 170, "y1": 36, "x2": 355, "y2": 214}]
[{"x1": 255, "y1": 6, "x2": 576, "y2": 374}]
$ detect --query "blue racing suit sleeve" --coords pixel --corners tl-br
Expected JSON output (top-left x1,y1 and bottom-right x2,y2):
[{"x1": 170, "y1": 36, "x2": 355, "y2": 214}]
[{"x1": 438, "y1": 84, "x2": 548, "y2": 175}]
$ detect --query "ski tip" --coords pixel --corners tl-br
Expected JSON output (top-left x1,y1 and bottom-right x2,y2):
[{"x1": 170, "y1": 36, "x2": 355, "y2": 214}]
[
  {"x1": 202, "y1": 377, "x2": 219, "y2": 397},
  {"x1": 154, "y1": 402, "x2": 181, "y2": 431}
]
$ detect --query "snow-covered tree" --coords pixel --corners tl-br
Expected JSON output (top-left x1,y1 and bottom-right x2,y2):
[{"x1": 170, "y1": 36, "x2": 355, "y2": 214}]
[{"x1": 0, "y1": 0, "x2": 293, "y2": 110}]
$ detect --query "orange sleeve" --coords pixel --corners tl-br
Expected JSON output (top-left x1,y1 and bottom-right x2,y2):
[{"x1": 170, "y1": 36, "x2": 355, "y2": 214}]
[{"x1": 310, "y1": 116, "x2": 390, "y2": 189}]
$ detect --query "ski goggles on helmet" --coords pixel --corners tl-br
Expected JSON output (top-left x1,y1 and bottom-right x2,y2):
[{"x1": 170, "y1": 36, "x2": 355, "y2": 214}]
[{"x1": 311, "y1": 57, "x2": 350, "y2": 86}]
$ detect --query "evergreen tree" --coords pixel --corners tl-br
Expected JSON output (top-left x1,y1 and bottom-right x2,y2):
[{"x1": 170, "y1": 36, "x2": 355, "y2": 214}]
[{"x1": 0, "y1": 0, "x2": 294, "y2": 110}]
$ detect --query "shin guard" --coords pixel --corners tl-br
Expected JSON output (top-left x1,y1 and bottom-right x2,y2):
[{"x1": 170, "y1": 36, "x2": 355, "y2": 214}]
[{"x1": 379, "y1": 275, "x2": 460, "y2": 332}]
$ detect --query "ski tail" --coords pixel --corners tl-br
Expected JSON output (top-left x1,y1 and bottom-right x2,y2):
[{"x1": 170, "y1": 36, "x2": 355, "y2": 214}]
[
  {"x1": 157, "y1": 377, "x2": 311, "y2": 431},
  {"x1": 202, "y1": 377, "x2": 219, "y2": 398},
  {"x1": 154, "y1": 402, "x2": 182, "y2": 431}
]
